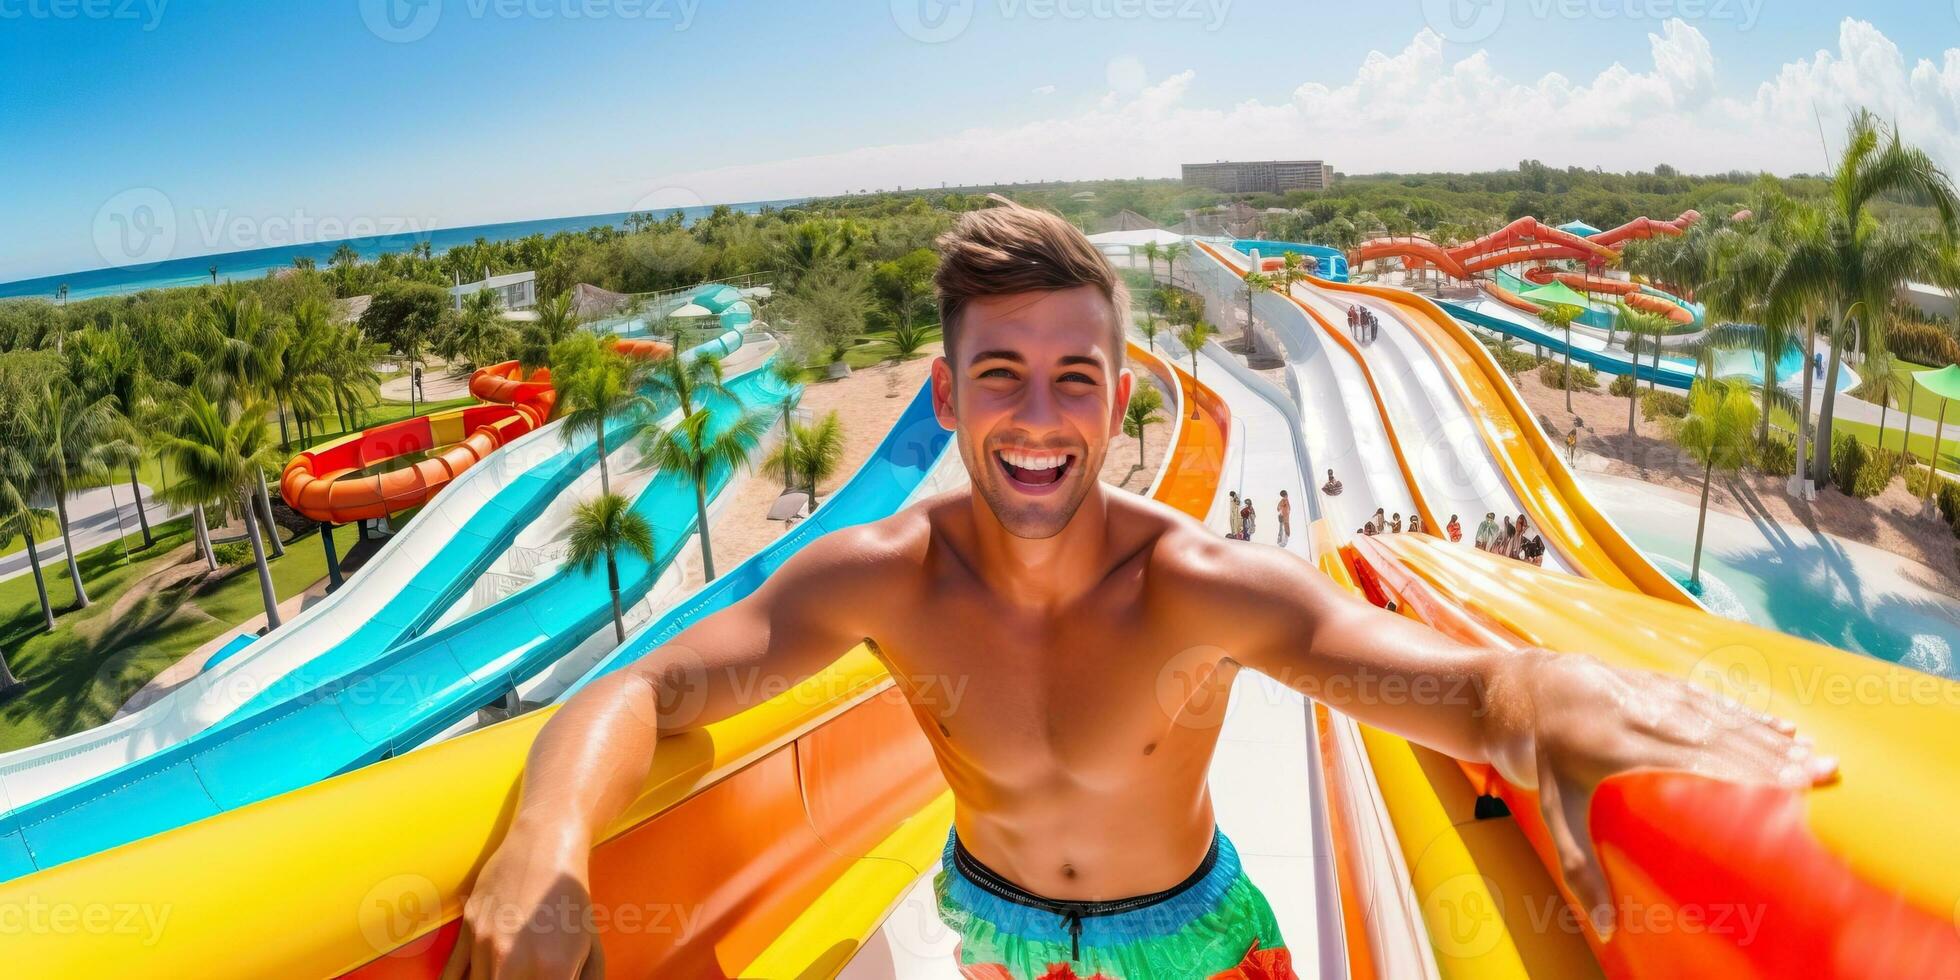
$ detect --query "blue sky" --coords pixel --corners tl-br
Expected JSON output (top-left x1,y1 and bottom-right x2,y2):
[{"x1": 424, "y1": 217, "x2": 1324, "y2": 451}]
[{"x1": 3, "y1": 1, "x2": 1957, "y2": 281}]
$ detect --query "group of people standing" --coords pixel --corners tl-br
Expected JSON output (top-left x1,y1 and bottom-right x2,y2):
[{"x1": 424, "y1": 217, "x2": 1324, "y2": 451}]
[
  {"x1": 1472, "y1": 511, "x2": 1545, "y2": 565},
  {"x1": 1346, "y1": 304, "x2": 1379, "y2": 343},
  {"x1": 1226, "y1": 490, "x2": 1292, "y2": 547}
]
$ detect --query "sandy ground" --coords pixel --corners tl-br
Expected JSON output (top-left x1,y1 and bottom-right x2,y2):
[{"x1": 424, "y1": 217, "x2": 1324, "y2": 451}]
[
  {"x1": 677, "y1": 344, "x2": 1169, "y2": 588},
  {"x1": 1510, "y1": 365, "x2": 1960, "y2": 600}
]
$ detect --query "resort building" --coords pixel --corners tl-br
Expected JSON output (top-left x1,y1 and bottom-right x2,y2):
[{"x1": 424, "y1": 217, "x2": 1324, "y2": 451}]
[
  {"x1": 449, "y1": 270, "x2": 537, "y2": 311},
  {"x1": 1182, "y1": 159, "x2": 1332, "y2": 193}
]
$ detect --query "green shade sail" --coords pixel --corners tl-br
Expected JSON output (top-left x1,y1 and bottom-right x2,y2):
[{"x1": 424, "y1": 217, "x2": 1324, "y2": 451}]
[
  {"x1": 1518, "y1": 279, "x2": 1592, "y2": 310},
  {"x1": 1912, "y1": 363, "x2": 1960, "y2": 401}
]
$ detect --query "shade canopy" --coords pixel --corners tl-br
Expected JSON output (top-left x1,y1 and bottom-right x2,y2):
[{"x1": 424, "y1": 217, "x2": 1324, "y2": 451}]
[
  {"x1": 1557, "y1": 219, "x2": 1604, "y2": 237},
  {"x1": 1519, "y1": 279, "x2": 1592, "y2": 310},
  {"x1": 1913, "y1": 363, "x2": 1960, "y2": 400}
]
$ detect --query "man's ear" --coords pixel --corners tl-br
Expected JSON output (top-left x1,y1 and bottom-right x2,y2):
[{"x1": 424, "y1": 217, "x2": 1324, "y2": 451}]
[
  {"x1": 1109, "y1": 367, "x2": 1135, "y2": 437},
  {"x1": 930, "y1": 355, "x2": 957, "y2": 432}
]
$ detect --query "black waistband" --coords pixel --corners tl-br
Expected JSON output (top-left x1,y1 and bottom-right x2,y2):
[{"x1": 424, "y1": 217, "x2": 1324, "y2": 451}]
[{"x1": 949, "y1": 829, "x2": 1221, "y2": 919}]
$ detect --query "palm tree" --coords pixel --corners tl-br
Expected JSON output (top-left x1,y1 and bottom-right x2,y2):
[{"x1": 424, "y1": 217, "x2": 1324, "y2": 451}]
[
  {"x1": 765, "y1": 411, "x2": 846, "y2": 507},
  {"x1": 1700, "y1": 229, "x2": 1798, "y2": 444},
  {"x1": 1614, "y1": 303, "x2": 1670, "y2": 434},
  {"x1": 554, "y1": 338, "x2": 658, "y2": 499},
  {"x1": 1174, "y1": 320, "x2": 1219, "y2": 412},
  {"x1": 1123, "y1": 381, "x2": 1167, "y2": 470},
  {"x1": 642, "y1": 404, "x2": 770, "y2": 582},
  {"x1": 1852, "y1": 345, "x2": 1907, "y2": 450},
  {"x1": 72, "y1": 323, "x2": 155, "y2": 548},
  {"x1": 0, "y1": 433, "x2": 57, "y2": 634},
  {"x1": 1161, "y1": 241, "x2": 1191, "y2": 287},
  {"x1": 202, "y1": 286, "x2": 289, "y2": 557},
  {"x1": 1140, "y1": 241, "x2": 1161, "y2": 282},
  {"x1": 156, "y1": 392, "x2": 287, "y2": 627},
  {"x1": 1278, "y1": 251, "x2": 1308, "y2": 295},
  {"x1": 1138, "y1": 313, "x2": 1161, "y2": 352},
  {"x1": 566, "y1": 492, "x2": 656, "y2": 644},
  {"x1": 1676, "y1": 379, "x2": 1759, "y2": 592},
  {"x1": 1768, "y1": 110, "x2": 1960, "y2": 487},
  {"x1": 1537, "y1": 302, "x2": 1583, "y2": 413},
  {"x1": 520, "y1": 292, "x2": 583, "y2": 375},
  {"x1": 441, "y1": 289, "x2": 513, "y2": 370},
  {"x1": 277, "y1": 298, "x2": 337, "y2": 447},
  {"x1": 1240, "y1": 270, "x2": 1272, "y2": 341},
  {"x1": 20, "y1": 380, "x2": 132, "y2": 609}
]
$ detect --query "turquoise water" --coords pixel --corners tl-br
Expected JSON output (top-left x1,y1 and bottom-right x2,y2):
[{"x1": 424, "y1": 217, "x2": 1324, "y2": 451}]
[
  {"x1": 0, "y1": 197, "x2": 805, "y2": 300},
  {"x1": 1614, "y1": 515, "x2": 1959, "y2": 680}
]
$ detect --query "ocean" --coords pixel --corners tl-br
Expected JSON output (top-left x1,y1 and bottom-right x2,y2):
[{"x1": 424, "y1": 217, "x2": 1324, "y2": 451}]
[{"x1": 0, "y1": 198, "x2": 806, "y2": 302}]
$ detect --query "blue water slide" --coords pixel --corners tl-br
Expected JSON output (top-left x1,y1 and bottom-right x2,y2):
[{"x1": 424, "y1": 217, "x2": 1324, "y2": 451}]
[
  {"x1": 565, "y1": 380, "x2": 954, "y2": 695},
  {"x1": 0, "y1": 360, "x2": 785, "y2": 882},
  {"x1": 1438, "y1": 298, "x2": 1699, "y2": 389}
]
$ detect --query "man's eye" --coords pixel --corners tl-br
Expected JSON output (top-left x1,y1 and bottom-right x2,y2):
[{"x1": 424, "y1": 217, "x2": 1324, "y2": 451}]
[
  {"x1": 1059, "y1": 372, "x2": 1097, "y2": 385},
  {"x1": 978, "y1": 367, "x2": 1017, "y2": 380}
]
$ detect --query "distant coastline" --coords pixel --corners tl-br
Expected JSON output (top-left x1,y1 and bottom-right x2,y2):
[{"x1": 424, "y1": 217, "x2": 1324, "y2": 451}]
[{"x1": 0, "y1": 197, "x2": 807, "y2": 301}]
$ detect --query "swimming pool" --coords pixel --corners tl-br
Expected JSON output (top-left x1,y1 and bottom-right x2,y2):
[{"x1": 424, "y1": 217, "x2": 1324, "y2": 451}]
[{"x1": 1585, "y1": 473, "x2": 1959, "y2": 680}]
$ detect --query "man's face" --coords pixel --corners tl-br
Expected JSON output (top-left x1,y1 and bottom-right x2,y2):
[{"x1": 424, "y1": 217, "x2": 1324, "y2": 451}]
[{"x1": 931, "y1": 287, "x2": 1131, "y2": 540}]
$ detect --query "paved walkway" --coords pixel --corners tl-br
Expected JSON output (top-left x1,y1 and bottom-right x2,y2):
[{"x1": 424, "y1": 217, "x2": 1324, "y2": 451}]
[
  {"x1": 378, "y1": 365, "x2": 473, "y2": 402},
  {"x1": 0, "y1": 485, "x2": 185, "y2": 585}
]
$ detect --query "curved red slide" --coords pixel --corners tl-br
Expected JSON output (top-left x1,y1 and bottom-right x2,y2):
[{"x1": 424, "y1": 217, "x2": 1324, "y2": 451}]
[
  {"x1": 1352, "y1": 210, "x2": 1699, "y2": 281},
  {"x1": 1520, "y1": 267, "x2": 1695, "y2": 324},
  {"x1": 280, "y1": 338, "x2": 672, "y2": 524}
]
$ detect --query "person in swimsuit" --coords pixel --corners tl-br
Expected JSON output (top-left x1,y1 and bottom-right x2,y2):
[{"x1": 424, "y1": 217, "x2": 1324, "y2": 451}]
[
  {"x1": 1474, "y1": 511, "x2": 1498, "y2": 551},
  {"x1": 1321, "y1": 469, "x2": 1342, "y2": 496},
  {"x1": 447, "y1": 204, "x2": 1832, "y2": 980},
  {"x1": 1276, "y1": 491, "x2": 1291, "y2": 548},
  {"x1": 1511, "y1": 514, "x2": 1531, "y2": 559},
  {"x1": 1388, "y1": 512, "x2": 1402, "y2": 534},
  {"x1": 1240, "y1": 498, "x2": 1256, "y2": 541},
  {"x1": 1447, "y1": 514, "x2": 1462, "y2": 543},
  {"x1": 1407, "y1": 513, "x2": 1422, "y2": 535},
  {"x1": 1227, "y1": 491, "x2": 1242, "y2": 540}
]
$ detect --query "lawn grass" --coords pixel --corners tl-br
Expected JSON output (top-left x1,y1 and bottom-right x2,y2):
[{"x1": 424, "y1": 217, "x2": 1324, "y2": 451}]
[{"x1": 0, "y1": 516, "x2": 357, "y2": 751}]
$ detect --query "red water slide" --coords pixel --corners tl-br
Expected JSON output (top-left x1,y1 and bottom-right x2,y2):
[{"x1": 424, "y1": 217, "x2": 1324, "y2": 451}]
[
  {"x1": 280, "y1": 338, "x2": 672, "y2": 524},
  {"x1": 1520, "y1": 267, "x2": 1696, "y2": 324},
  {"x1": 1351, "y1": 210, "x2": 1700, "y2": 281}
]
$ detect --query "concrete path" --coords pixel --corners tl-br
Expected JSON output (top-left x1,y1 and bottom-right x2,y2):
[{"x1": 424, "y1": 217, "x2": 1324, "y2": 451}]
[{"x1": 0, "y1": 485, "x2": 185, "y2": 585}]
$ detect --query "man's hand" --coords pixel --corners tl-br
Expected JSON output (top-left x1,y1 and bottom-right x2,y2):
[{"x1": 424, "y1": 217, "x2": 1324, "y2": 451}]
[
  {"x1": 440, "y1": 818, "x2": 604, "y2": 980},
  {"x1": 1482, "y1": 650, "x2": 1838, "y2": 939}
]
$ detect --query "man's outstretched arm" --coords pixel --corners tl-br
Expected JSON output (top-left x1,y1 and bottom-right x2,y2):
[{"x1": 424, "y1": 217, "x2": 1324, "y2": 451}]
[
  {"x1": 1185, "y1": 536, "x2": 1836, "y2": 938},
  {"x1": 442, "y1": 524, "x2": 901, "y2": 980}
]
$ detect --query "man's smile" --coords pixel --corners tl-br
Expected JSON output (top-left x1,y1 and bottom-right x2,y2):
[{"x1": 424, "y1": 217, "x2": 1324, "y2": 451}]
[{"x1": 996, "y1": 448, "x2": 1075, "y2": 493}]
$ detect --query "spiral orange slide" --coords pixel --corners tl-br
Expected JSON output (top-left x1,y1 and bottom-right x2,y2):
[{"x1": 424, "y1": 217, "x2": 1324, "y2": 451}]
[
  {"x1": 279, "y1": 339, "x2": 671, "y2": 524},
  {"x1": 1350, "y1": 211, "x2": 1699, "y2": 282}
]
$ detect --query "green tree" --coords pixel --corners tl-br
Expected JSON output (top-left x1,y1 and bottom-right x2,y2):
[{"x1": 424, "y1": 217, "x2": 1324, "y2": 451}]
[
  {"x1": 201, "y1": 285, "x2": 290, "y2": 557},
  {"x1": 1613, "y1": 303, "x2": 1670, "y2": 434},
  {"x1": 440, "y1": 289, "x2": 514, "y2": 370},
  {"x1": 765, "y1": 411, "x2": 846, "y2": 507},
  {"x1": 1161, "y1": 241, "x2": 1191, "y2": 286},
  {"x1": 1768, "y1": 110, "x2": 1959, "y2": 486},
  {"x1": 156, "y1": 392, "x2": 287, "y2": 627},
  {"x1": 777, "y1": 260, "x2": 874, "y2": 367},
  {"x1": 1851, "y1": 345, "x2": 1907, "y2": 450},
  {"x1": 1140, "y1": 240, "x2": 1161, "y2": 281},
  {"x1": 554, "y1": 337, "x2": 658, "y2": 499},
  {"x1": 641, "y1": 401, "x2": 769, "y2": 582},
  {"x1": 1122, "y1": 380, "x2": 1167, "y2": 471},
  {"x1": 20, "y1": 380, "x2": 132, "y2": 609},
  {"x1": 358, "y1": 280, "x2": 449, "y2": 375},
  {"x1": 1174, "y1": 320, "x2": 1219, "y2": 406},
  {"x1": 0, "y1": 393, "x2": 57, "y2": 634},
  {"x1": 565, "y1": 492, "x2": 656, "y2": 644},
  {"x1": 1675, "y1": 379, "x2": 1759, "y2": 592},
  {"x1": 1240, "y1": 270, "x2": 1273, "y2": 342},
  {"x1": 1537, "y1": 302, "x2": 1584, "y2": 413},
  {"x1": 520, "y1": 292, "x2": 583, "y2": 375},
  {"x1": 71, "y1": 323, "x2": 156, "y2": 547}
]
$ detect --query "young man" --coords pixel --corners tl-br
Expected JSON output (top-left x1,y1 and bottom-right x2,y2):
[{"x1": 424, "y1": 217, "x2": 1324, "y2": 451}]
[
  {"x1": 445, "y1": 205, "x2": 1830, "y2": 980},
  {"x1": 1227, "y1": 491, "x2": 1243, "y2": 540},
  {"x1": 1320, "y1": 468, "x2": 1342, "y2": 497},
  {"x1": 1475, "y1": 511, "x2": 1499, "y2": 551}
]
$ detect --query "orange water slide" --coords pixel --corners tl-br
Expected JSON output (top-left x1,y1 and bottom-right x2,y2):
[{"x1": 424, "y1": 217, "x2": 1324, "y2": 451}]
[
  {"x1": 280, "y1": 339, "x2": 673, "y2": 525},
  {"x1": 1351, "y1": 211, "x2": 1699, "y2": 282},
  {"x1": 1519, "y1": 268, "x2": 1695, "y2": 324}
]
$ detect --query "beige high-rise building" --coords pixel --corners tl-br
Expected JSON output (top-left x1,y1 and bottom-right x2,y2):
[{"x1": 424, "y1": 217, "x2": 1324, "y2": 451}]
[{"x1": 1181, "y1": 160, "x2": 1331, "y2": 193}]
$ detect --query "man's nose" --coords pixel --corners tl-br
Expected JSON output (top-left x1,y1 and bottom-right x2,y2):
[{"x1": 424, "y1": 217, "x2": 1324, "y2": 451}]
[{"x1": 1010, "y1": 375, "x2": 1064, "y2": 430}]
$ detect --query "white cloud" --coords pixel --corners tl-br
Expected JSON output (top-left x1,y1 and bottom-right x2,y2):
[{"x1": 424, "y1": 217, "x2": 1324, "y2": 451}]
[
  {"x1": 638, "y1": 18, "x2": 1960, "y2": 205},
  {"x1": 1032, "y1": 84, "x2": 1057, "y2": 96}
]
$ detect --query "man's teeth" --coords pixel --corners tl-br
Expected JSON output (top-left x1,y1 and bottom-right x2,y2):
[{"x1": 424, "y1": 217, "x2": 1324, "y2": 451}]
[{"x1": 1000, "y1": 451, "x2": 1066, "y2": 471}]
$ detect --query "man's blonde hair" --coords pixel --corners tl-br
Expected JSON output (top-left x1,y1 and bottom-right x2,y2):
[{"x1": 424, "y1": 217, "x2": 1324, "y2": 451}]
[{"x1": 933, "y1": 201, "x2": 1128, "y2": 361}]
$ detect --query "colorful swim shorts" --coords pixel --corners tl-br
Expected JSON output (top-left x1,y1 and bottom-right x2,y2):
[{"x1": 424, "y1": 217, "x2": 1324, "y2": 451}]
[{"x1": 933, "y1": 827, "x2": 1296, "y2": 979}]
